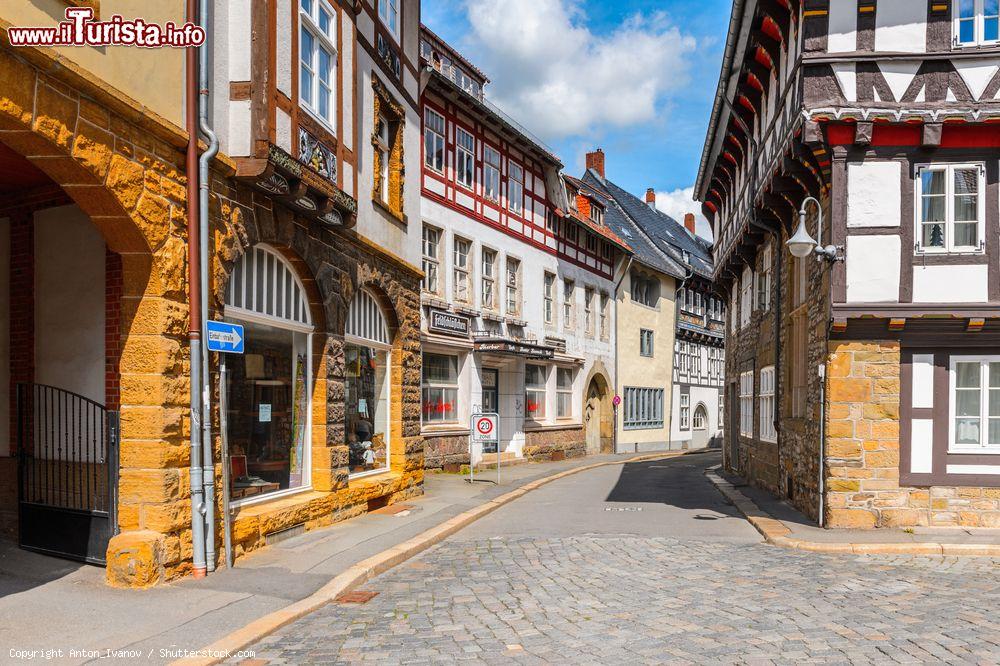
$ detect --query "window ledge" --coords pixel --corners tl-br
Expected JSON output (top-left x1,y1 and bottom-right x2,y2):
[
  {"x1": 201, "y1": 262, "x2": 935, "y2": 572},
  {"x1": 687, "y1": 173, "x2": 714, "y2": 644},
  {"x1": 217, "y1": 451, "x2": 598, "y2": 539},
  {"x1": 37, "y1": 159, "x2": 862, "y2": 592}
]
[
  {"x1": 372, "y1": 197, "x2": 406, "y2": 225},
  {"x1": 948, "y1": 448, "x2": 1000, "y2": 456},
  {"x1": 231, "y1": 488, "x2": 325, "y2": 519},
  {"x1": 349, "y1": 469, "x2": 402, "y2": 487},
  {"x1": 525, "y1": 422, "x2": 583, "y2": 432},
  {"x1": 422, "y1": 425, "x2": 469, "y2": 436}
]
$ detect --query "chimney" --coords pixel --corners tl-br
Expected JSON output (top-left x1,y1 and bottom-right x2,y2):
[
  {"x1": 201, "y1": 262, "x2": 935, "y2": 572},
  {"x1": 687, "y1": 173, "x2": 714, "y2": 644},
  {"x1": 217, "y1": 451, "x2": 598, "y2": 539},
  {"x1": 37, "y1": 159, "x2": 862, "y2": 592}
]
[
  {"x1": 645, "y1": 188, "x2": 656, "y2": 209},
  {"x1": 585, "y1": 148, "x2": 605, "y2": 179},
  {"x1": 684, "y1": 213, "x2": 696, "y2": 235}
]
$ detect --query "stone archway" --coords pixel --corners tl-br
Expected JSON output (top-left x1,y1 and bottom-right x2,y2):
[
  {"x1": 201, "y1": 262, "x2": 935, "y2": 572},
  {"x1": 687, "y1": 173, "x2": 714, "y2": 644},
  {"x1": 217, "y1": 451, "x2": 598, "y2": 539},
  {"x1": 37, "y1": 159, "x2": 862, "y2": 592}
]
[
  {"x1": 0, "y1": 49, "x2": 194, "y2": 586},
  {"x1": 583, "y1": 363, "x2": 613, "y2": 455}
]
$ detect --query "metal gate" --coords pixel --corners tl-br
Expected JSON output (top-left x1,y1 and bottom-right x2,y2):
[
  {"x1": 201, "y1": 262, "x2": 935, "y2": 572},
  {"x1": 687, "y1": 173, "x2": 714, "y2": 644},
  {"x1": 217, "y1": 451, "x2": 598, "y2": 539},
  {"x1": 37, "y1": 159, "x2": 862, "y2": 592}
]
[{"x1": 17, "y1": 383, "x2": 119, "y2": 565}]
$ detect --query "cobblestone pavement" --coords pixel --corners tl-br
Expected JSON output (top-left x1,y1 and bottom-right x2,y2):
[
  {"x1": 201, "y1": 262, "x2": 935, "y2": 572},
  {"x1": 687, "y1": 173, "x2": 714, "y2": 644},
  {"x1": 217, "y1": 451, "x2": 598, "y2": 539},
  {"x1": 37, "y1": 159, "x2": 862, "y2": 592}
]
[{"x1": 236, "y1": 455, "x2": 1000, "y2": 665}]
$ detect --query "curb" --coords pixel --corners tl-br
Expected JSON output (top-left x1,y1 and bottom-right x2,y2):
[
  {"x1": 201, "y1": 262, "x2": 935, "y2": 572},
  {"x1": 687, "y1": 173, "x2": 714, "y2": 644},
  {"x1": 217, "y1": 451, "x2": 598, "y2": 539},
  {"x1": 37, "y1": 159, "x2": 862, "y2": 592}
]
[
  {"x1": 706, "y1": 466, "x2": 1000, "y2": 558},
  {"x1": 174, "y1": 450, "x2": 702, "y2": 665}
]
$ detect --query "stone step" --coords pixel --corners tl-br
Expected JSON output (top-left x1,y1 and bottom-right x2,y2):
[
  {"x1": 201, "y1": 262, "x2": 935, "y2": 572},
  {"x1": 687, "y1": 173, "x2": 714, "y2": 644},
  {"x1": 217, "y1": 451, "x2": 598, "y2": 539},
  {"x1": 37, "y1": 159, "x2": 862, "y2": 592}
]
[{"x1": 474, "y1": 452, "x2": 523, "y2": 469}]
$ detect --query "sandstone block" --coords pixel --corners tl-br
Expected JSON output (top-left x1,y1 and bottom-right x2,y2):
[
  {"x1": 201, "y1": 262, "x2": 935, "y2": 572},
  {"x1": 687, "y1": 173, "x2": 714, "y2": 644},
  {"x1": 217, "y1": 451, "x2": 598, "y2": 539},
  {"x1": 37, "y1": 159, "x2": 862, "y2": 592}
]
[
  {"x1": 106, "y1": 530, "x2": 165, "y2": 588},
  {"x1": 72, "y1": 119, "x2": 114, "y2": 179},
  {"x1": 0, "y1": 54, "x2": 36, "y2": 126},
  {"x1": 877, "y1": 509, "x2": 926, "y2": 528},
  {"x1": 33, "y1": 84, "x2": 77, "y2": 149},
  {"x1": 826, "y1": 509, "x2": 876, "y2": 529},
  {"x1": 105, "y1": 153, "x2": 145, "y2": 211},
  {"x1": 828, "y1": 378, "x2": 871, "y2": 403}
]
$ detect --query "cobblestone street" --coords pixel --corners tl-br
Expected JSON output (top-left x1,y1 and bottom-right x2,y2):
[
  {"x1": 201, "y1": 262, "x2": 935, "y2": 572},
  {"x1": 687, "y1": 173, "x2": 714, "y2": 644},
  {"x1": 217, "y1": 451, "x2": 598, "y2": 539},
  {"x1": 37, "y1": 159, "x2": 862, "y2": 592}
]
[{"x1": 237, "y1": 453, "x2": 1000, "y2": 664}]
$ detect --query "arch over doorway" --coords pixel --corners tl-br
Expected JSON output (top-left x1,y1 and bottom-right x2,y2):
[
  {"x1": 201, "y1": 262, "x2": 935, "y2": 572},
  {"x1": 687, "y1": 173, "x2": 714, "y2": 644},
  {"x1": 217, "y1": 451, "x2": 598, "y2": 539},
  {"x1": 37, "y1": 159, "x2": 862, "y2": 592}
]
[
  {"x1": 692, "y1": 402, "x2": 710, "y2": 449},
  {"x1": 583, "y1": 362, "x2": 613, "y2": 455}
]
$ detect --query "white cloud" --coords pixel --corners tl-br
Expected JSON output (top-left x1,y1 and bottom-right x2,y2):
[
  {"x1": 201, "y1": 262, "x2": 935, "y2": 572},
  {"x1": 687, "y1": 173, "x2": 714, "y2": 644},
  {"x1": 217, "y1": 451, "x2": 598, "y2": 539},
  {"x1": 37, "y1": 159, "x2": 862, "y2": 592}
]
[
  {"x1": 653, "y1": 186, "x2": 713, "y2": 241},
  {"x1": 462, "y1": 0, "x2": 697, "y2": 138}
]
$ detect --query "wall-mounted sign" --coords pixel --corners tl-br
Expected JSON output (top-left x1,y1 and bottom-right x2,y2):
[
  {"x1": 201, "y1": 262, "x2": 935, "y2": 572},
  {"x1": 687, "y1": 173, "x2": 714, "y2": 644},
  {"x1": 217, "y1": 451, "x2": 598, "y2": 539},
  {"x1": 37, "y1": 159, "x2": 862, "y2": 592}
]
[
  {"x1": 429, "y1": 310, "x2": 470, "y2": 337},
  {"x1": 206, "y1": 320, "x2": 244, "y2": 354},
  {"x1": 474, "y1": 340, "x2": 555, "y2": 359}
]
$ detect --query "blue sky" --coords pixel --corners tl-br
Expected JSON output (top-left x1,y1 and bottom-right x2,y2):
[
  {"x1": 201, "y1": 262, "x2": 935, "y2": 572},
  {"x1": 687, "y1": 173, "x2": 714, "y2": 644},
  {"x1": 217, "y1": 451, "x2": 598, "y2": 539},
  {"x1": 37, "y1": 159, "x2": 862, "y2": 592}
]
[{"x1": 421, "y1": 0, "x2": 732, "y2": 238}]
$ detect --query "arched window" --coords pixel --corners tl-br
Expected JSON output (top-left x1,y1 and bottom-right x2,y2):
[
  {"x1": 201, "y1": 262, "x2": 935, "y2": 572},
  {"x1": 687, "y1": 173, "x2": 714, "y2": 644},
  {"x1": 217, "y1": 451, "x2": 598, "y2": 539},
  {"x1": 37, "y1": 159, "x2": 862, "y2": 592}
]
[
  {"x1": 223, "y1": 245, "x2": 315, "y2": 504},
  {"x1": 344, "y1": 289, "x2": 393, "y2": 477},
  {"x1": 693, "y1": 403, "x2": 708, "y2": 431}
]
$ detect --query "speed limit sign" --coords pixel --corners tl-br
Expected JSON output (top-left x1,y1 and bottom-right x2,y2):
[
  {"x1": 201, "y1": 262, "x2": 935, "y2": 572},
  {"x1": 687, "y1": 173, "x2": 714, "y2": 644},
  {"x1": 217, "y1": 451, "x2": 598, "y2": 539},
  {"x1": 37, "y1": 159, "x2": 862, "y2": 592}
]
[{"x1": 471, "y1": 413, "x2": 498, "y2": 445}]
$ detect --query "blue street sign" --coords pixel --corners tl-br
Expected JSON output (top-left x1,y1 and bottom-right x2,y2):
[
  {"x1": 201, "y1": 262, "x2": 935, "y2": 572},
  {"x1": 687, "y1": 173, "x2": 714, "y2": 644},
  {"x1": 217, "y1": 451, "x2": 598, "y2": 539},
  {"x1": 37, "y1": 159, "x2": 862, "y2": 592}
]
[{"x1": 206, "y1": 320, "x2": 244, "y2": 354}]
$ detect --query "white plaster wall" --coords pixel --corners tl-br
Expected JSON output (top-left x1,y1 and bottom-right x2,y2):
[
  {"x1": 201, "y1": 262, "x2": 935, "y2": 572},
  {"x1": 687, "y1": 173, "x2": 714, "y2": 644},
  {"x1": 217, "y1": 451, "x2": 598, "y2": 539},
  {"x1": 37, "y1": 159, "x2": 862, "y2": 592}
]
[
  {"x1": 0, "y1": 218, "x2": 9, "y2": 457},
  {"x1": 913, "y1": 264, "x2": 988, "y2": 303},
  {"x1": 276, "y1": 0, "x2": 292, "y2": 98},
  {"x1": 847, "y1": 161, "x2": 901, "y2": 227},
  {"x1": 276, "y1": 107, "x2": 292, "y2": 154},
  {"x1": 846, "y1": 235, "x2": 900, "y2": 303},
  {"x1": 828, "y1": 0, "x2": 858, "y2": 53},
  {"x1": 210, "y1": 0, "x2": 231, "y2": 157},
  {"x1": 669, "y1": 385, "x2": 722, "y2": 450},
  {"x1": 341, "y1": 9, "x2": 354, "y2": 153},
  {"x1": 34, "y1": 206, "x2": 105, "y2": 406},
  {"x1": 832, "y1": 62, "x2": 857, "y2": 101},
  {"x1": 228, "y1": 100, "x2": 253, "y2": 158},
  {"x1": 875, "y1": 0, "x2": 927, "y2": 53},
  {"x1": 879, "y1": 60, "x2": 922, "y2": 103}
]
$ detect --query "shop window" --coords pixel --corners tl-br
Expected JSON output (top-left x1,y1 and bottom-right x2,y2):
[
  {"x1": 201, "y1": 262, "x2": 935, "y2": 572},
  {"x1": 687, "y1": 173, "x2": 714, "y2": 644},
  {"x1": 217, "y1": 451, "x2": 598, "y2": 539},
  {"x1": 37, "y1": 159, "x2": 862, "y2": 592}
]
[
  {"x1": 345, "y1": 289, "x2": 393, "y2": 477},
  {"x1": 525, "y1": 364, "x2": 547, "y2": 420},
  {"x1": 371, "y1": 77, "x2": 405, "y2": 219},
  {"x1": 557, "y1": 367, "x2": 574, "y2": 418},
  {"x1": 224, "y1": 245, "x2": 314, "y2": 504},
  {"x1": 422, "y1": 352, "x2": 459, "y2": 424},
  {"x1": 950, "y1": 356, "x2": 1000, "y2": 451}
]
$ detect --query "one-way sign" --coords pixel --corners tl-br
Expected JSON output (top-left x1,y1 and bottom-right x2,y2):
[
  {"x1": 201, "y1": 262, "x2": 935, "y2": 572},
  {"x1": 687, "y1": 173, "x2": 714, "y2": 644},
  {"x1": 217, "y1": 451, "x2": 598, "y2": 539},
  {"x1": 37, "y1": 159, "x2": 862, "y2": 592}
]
[{"x1": 206, "y1": 320, "x2": 244, "y2": 354}]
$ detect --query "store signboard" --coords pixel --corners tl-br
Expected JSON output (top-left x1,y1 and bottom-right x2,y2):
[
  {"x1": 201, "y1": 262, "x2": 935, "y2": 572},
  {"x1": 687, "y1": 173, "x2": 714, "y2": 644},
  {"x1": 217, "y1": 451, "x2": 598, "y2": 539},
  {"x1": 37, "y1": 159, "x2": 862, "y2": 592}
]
[
  {"x1": 429, "y1": 310, "x2": 470, "y2": 337},
  {"x1": 474, "y1": 340, "x2": 554, "y2": 359}
]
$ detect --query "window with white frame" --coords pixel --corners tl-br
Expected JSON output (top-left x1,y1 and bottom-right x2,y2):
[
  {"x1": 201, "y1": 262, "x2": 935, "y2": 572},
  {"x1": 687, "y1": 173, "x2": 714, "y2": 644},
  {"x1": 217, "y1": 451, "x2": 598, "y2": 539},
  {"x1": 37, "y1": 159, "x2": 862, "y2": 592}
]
[
  {"x1": 719, "y1": 393, "x2": 724, "y2": 426},
  {"x1": 591, "y1": 204, "x2": 604, "y2": 226},
  {"x1": 562, "y1": 279, "x2": 575, "y2": 329},
  {"x1": 693, "y1": 403, "x2": 707, "y2": 430},
  {"x1": 377, "y1": 0, "x2": 400, "y2": 37},
  {"x1": 739, "y1": 370, "x2": 754, "y2": 437},
  {"x1": 455, "y1": 127, "x2": 475, "y2": 190},
  {"x1": 680, "y1": 394, "x2": 690, "y2": 430},
  {"x1": 950, "y1": 356, "x2": 1000, "y2": 451},
  {"x1": 916, "y1": 163, "x2": 985, "y2": 253},
  {"x1": 757, "y1": 243, "x2": 772, "y2": 311},
  {"x1": 375, "y1": 114, "x2": 390, "y2": 204},
  {"x1": 481, "y1": 248, "x2": 497, "y2": 311},
  {"x1": 740, "y1": 266, "x2": 753, "y2": 328},
  {"x1": 299, "y1": 0, "x2": 337, "y2": 128},
  {"x1": 543, "y1": 272, "x2": 556, "y2": 325},
  {"x1": 483, "y1": 145, "x2": 501, "y2": 202},
  {"x1": 525, "y1": 364, "x2": 547, "y2": 420},
  {"x1": 586, "y1": 233, "x2": 598, "y2": 253},
  {"x1": 954, "y1": 0, "x2": 999, "y2": 47},
  {"x1": 556, "y1": 367, "x2": 574, "y2": 419},
  {"x1": 506, "y1": 257, "x2": 521, "y2": 315},
  {"x1": 640, "y1": 329, "x2": 654, "y2": 357},
  {"x1": 584, "y1": 287, "x2": 595, "y2": 336},
  {"x1": 623, "y1": 387, "x2": 664, "y2": 430},
  {"x1": 453, "y1": 237, "x2": 471, "y2": 304},
  {"x1": 508, "y1": 162, "x2": 524, "y2": 215},
  {"x1": 422, "y1": 352, "x2": 459, "y2": 424},
  {"x1": 730, "y1": 282, "x2": 738, "y2": 334},
  {"x1": 599, "y1": 292, "x2": 609, "y2": 340},
  {"x1": 421, "y1": 225, "x2": 441, "y2": 295},
  {"x1": 423, "y1": 108, "x2": 445, "y2": 173},
  {"x1": 759, "y1": 366, "x2": 776, "y2": 442}
]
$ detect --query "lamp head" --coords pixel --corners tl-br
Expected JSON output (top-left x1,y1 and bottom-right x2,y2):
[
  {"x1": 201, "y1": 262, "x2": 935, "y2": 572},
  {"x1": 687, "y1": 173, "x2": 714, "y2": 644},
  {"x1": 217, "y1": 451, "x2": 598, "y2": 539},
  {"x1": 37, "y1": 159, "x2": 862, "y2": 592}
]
[{"x1": 786, "y1": 211, "x2": 817, "y2": 259}]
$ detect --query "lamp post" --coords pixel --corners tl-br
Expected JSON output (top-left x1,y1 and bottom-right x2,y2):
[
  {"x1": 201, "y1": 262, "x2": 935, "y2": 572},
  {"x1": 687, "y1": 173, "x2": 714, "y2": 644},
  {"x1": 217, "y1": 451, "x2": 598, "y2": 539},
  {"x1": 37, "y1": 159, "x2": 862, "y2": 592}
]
[{"x1": 786, "y1": 196, "x2": 840, "y2": 262}]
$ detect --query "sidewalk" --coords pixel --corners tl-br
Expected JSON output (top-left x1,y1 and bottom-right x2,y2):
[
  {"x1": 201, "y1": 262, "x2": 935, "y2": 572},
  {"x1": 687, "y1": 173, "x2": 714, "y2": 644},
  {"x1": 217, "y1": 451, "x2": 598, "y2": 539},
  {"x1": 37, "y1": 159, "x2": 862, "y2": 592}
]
[
  {"x1": 1, "y1": 450, "x2": 692, "y2": 665},
  {"x1": 707, "y1": 465, "x2": 1000, "y2": 556}
]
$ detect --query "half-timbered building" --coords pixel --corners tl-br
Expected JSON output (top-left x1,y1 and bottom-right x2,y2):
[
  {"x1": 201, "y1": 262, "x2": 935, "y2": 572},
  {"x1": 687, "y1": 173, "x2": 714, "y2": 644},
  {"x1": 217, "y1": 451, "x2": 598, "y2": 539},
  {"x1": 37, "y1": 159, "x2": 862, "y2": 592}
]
[
  {"x1": 699, "y1": 0, "x2": 1000, "y2": 528},
  {"x1": 417, "y1": 28, "x2": 629, "y2": 469}
]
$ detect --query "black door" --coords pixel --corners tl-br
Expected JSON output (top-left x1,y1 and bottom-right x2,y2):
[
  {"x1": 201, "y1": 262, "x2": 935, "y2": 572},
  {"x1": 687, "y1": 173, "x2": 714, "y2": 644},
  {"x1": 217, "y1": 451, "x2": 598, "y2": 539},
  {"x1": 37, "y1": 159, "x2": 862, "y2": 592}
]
[
  {"x1": 481, "y1": 368, "x2": 499, "y2": 413},
  {"x1": 17, "y1": 383, "x2": 119, "y2": 565}
]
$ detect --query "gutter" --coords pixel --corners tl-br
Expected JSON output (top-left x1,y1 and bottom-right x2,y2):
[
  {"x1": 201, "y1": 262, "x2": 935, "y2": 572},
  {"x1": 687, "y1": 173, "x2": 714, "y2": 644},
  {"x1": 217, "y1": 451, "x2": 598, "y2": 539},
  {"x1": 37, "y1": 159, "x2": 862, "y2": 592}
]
[{"x1": 198, "y1": 0, "x2": 220, "y2": 573}]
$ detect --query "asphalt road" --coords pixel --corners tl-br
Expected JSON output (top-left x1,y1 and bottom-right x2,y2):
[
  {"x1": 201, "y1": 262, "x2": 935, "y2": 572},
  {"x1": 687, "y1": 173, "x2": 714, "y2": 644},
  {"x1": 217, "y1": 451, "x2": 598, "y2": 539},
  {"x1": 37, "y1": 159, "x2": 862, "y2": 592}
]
[{"x1": 238, "y1": 451, "x2": 1000, "y2": 665}]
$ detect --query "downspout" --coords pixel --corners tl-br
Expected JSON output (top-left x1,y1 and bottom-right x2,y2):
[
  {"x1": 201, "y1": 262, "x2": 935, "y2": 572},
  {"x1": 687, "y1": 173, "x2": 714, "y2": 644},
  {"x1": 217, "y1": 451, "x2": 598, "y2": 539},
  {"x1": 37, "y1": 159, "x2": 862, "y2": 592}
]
[
  {"x1": 198, "y1": 0, "x2": 220, "y2": 572},
  {"x1": 186, "y1": 0, "x2": 207, "y2": 579},
  {"x1": 612, "y1": 255, "x2": 633, "y2": 454}
]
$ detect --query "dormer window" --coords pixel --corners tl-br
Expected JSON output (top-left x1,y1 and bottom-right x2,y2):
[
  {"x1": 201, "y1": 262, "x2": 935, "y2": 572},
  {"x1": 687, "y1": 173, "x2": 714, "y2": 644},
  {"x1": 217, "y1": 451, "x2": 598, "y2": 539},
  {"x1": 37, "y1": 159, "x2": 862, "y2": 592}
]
[
  {"x1": 954, "y1": 0, "x2": 999, "y2": 47},
  {"x1": 590, "y1": 203, "x2": 604, "y2": 226},
  {"x1": 378, "y1": 0, "x2": 400, "y2": 39},
  {"x1": 300, "y1": 0, "x2": 338, "y2": 130}
]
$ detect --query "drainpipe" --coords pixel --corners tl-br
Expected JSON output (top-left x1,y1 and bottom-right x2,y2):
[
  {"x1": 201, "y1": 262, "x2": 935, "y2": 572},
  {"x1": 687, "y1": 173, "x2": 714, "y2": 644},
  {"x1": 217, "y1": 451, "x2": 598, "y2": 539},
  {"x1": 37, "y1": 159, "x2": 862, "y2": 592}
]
[
  {"x1": 198, "y1": 0, "x2": 220, "y2": 572},
  {"x1": 817, "y1": 361, "x2": 826, "y2": 527},
  {"x1": 612, "y1": 255, "x2": 633, "y2": 454},
  {"x1": 186, "y1": 0, "x2": 207, "y2": 579}
]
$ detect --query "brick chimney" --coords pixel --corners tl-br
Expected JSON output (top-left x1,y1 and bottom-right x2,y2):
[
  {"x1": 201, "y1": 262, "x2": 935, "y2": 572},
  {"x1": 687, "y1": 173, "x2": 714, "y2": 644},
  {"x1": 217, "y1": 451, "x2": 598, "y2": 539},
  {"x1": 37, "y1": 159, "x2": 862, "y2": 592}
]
[
  {"x1": 585, "y1": 148, "x2": 605, "y2": 179},
  {"x1": 684, "y1": 213, "x2": 696, "y2": 234},
  {"x1": 645, "y1": 188, "x2": 656, "y2": 209}
]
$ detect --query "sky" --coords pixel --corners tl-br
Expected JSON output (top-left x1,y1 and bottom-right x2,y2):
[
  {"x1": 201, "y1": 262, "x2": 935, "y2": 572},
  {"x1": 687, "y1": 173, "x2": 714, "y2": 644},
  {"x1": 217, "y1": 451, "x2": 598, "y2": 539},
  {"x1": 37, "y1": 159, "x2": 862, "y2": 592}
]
[{"x1": 421, "y1": 0, "x2": 733, "y2": 240}]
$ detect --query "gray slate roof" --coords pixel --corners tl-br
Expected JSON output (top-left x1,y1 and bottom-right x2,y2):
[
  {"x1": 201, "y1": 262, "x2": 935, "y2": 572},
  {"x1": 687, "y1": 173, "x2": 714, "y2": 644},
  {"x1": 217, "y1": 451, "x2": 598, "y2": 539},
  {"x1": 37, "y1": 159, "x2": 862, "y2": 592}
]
[
  {"x1": 576, "y1": 173, "x2": 685, "y2": 279},
  {"x1": 583, "y1": 169, "x2": 714, "y2": 280}
]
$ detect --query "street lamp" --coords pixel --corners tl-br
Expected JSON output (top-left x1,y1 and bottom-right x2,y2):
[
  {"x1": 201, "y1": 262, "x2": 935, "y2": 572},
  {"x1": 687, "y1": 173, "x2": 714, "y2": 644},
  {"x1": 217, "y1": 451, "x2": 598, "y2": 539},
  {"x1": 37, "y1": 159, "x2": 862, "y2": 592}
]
[{"x1": 786, "y1": 196, "x2": 840, "y2": 261}]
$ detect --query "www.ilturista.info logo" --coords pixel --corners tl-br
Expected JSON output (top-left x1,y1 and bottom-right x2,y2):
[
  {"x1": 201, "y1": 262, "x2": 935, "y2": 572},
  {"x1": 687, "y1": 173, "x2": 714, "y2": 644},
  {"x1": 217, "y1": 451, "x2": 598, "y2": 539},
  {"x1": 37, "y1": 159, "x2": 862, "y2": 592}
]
[{"x1": 8, "y1": 7, "x2": 205, "y2": 48}]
